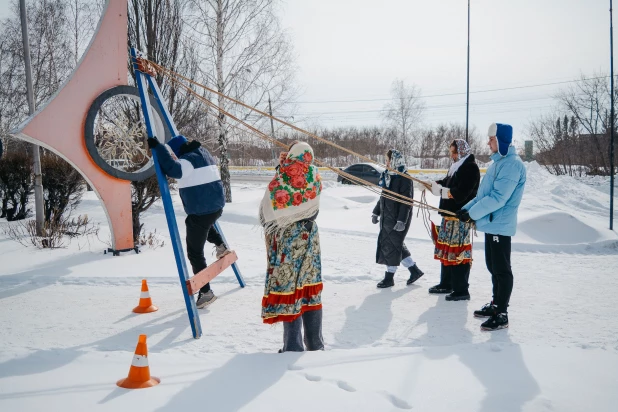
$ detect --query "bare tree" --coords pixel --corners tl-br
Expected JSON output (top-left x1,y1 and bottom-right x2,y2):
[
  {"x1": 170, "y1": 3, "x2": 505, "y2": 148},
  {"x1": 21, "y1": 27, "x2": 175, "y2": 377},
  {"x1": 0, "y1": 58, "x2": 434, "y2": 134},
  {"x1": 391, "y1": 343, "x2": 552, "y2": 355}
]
[
  {"x1": 381, "y1": 79, "x2": 425, "y2": 161},
  {"x1": 186, "y1": 0, "x2": 297, "y2": 202}
]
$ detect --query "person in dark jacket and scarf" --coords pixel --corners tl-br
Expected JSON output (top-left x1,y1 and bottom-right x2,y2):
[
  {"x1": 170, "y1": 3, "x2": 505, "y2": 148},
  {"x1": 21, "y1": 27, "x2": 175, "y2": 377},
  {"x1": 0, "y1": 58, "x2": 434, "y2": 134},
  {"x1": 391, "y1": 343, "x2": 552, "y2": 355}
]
[
  {"x1": 147, "y1": 134, "x2": 231, "y2": 309},
  {"x1": 430, "y1": 139, "x2": 480, "y2": 301},
  {"x1": 372, "y1": 149, "x2": 424, "y2": 288}
]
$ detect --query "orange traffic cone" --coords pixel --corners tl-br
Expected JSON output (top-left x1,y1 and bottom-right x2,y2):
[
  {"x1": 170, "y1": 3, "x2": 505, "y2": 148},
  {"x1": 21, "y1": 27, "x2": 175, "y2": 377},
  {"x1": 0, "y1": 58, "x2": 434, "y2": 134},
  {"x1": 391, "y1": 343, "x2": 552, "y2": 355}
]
[
  {"x1": 133, "y1": 279, "x2": 158, "y2": 313},
  {"x1": 117, "y1": 334, "x2": 160, "y2": 389}
]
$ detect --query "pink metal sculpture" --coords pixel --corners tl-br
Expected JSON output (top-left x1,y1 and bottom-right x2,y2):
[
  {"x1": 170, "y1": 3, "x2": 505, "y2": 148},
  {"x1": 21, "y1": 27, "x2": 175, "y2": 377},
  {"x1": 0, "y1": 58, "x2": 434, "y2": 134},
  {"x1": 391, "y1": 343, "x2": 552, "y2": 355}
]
[{"x1": 11, "y1": 0, "x2": 134, "y2": 251}]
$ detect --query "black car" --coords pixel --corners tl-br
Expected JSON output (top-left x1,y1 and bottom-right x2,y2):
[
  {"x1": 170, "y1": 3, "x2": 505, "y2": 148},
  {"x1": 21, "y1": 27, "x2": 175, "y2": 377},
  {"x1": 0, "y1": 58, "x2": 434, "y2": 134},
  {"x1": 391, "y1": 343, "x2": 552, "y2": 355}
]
[{"x1": 337, "y1": 163, "x2": 385, "y2": 185}]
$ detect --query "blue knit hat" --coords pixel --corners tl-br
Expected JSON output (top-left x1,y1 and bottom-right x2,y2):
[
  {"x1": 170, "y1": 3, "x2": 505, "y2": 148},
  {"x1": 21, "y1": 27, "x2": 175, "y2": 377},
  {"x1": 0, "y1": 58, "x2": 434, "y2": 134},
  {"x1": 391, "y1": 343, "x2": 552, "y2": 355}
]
[
  {"x1": 488, "y1": 123, "x2": 513, "y2": 156},
  {"x1": 167, "y1": 135, "x2": 188, "y2": 157}
]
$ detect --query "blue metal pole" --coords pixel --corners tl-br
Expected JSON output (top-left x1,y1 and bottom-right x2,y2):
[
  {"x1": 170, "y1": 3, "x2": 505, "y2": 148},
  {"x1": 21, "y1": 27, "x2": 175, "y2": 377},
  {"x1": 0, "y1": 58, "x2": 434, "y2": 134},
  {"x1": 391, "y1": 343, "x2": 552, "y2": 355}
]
[
  {"x1": 131, "y1": 48, "x2": 202, "y2": 339},
  {"x1": 214, "y1": 222, "x2": 245, "y2": 287}
]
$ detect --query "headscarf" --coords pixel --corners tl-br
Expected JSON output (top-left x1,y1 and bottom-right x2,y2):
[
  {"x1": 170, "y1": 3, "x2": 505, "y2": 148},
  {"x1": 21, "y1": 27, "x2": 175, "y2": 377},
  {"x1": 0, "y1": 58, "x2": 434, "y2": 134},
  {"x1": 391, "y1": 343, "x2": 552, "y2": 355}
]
[
  {"x1": 259, "y1": 142, "x2": 322, "y2": 235},
  {"x1": 447, "y1": 139, "x2": 472, "y2": 177},
  {"x1": 379, "y1": 149, "x2": 406, "y2": 188}
]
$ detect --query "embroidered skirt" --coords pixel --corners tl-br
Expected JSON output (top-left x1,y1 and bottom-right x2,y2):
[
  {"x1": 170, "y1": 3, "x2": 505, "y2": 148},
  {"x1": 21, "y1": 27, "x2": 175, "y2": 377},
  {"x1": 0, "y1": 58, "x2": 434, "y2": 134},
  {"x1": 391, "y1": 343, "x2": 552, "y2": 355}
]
[
  {"x1": 262, "y1": 221, "x2": 323, "y2": 324},
  {"x1": 433, "y1": 217, "x2": 473, "y2": 266}
]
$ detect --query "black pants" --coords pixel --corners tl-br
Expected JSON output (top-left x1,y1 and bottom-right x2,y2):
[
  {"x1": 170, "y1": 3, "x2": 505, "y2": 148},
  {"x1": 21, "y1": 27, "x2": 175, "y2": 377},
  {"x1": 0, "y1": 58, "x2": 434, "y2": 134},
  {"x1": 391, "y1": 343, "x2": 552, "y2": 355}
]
[
  {"x1": 450, "y1": 263, "x2": 471, "y2": 294},
  {"x1": 185, "y1": 209, "x2": 224, "y2": 293},
  {"x1": 485, "y1": 233, "x2": 513, "y2": 313}
]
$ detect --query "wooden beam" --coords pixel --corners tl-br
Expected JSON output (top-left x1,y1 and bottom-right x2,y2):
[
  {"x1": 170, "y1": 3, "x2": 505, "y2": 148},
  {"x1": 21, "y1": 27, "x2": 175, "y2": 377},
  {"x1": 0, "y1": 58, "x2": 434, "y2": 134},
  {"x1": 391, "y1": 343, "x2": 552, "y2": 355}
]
[{"x1": 186, "y1": 251, "x2": 238, "y2": 295}]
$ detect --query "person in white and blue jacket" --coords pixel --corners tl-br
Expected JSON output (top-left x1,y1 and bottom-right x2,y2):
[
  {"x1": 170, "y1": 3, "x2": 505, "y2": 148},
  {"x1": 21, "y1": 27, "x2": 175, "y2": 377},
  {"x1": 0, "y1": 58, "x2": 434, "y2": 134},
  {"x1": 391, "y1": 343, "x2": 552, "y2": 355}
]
[
  {"x1": 147, "y1": 135, "x2": 230, "y2": 309},
  {"x1": 456, "y1": 123, "x2": 526, "y2": 331}
]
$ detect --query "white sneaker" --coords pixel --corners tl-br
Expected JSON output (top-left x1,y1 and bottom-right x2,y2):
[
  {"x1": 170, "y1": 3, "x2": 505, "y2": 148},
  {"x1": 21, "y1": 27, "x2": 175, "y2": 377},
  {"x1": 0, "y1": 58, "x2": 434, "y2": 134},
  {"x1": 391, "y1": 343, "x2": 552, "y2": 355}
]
[{"x1": 196, "y1": 290, "x2": 217, "y2": 308}]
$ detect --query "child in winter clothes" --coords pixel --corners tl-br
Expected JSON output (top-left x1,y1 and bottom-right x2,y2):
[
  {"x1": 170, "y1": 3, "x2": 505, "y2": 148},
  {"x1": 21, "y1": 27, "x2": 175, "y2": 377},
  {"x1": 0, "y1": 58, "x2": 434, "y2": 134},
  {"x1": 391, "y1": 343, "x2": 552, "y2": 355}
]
[
  {"x1": 372, "y1": 149, "x2": 424, "y2": 288},
  {"x1": 148, "y1": 135, "x2": 230, "y2": 309}
]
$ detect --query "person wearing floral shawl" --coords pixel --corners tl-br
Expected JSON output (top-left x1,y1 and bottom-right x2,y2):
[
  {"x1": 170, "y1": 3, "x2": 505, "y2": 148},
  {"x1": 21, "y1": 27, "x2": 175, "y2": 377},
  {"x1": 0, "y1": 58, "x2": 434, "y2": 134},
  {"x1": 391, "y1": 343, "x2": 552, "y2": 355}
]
[{"x1": 259, "y1": 141, "x2": 324, "y2": 352}]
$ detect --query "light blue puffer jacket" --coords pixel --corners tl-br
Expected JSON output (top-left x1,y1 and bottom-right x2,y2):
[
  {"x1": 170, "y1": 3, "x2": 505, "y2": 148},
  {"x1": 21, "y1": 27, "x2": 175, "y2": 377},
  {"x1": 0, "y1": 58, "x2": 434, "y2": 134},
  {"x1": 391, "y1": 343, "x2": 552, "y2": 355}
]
[{"x1": 463, "y1": 146, "x2": 526, "y2": 236}]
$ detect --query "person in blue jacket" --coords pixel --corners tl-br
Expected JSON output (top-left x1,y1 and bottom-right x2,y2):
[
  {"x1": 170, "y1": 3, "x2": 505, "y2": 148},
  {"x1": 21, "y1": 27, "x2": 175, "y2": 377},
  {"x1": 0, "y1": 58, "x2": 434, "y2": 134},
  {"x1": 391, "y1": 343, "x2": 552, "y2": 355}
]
[
  {"x1": 147, "y1": 135, "x2": 230, "y2": 309},
  {"x1": 456, "y1": 123, "x2": 526, "y2": 331}
]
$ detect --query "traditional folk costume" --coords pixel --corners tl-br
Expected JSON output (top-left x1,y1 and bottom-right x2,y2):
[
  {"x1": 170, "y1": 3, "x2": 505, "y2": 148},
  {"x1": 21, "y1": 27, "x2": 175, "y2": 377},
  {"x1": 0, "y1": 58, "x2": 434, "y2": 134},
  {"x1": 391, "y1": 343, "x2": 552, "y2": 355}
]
[
  {"x1": 431, "y1": 139, "x2": 480, "y2": 300},
  {"x1": 259, "y1": 142, "x2": 324, "y2": 352}
]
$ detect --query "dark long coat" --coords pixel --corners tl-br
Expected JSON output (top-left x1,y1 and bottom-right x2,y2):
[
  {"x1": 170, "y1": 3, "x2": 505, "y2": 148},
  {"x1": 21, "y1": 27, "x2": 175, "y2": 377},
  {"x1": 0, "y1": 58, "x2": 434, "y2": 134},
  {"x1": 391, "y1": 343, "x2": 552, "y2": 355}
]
[{"x1": 373, "y1": 173, "x2": 413, "y2": 266}]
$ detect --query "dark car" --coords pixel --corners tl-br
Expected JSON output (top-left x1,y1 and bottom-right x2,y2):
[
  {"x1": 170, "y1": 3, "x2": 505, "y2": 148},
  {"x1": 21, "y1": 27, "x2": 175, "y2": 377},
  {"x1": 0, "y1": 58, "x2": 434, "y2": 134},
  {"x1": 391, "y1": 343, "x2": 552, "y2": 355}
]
[{"x1": 337, "y1": 163, "x2": 385, "y2": 185}]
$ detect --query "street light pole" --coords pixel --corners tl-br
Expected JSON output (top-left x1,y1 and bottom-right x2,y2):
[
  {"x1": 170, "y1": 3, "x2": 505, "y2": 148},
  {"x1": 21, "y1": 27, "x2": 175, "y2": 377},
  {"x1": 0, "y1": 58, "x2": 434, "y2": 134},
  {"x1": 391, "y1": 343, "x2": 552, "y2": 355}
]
[
  {"x1": 610, "y1": 0, "x2": 615, "y2": 230},
  {"x1": 465, "y1": 0, "x2": 470, "y2": 143},
  {"x1": 19, "y1": 0, "x2": 45, "y2": 235}
]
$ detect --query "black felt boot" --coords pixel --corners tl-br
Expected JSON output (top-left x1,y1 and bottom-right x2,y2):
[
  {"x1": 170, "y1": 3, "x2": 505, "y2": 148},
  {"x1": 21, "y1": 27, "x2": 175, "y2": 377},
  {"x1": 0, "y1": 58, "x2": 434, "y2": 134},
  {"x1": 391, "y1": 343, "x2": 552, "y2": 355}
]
[
  {"x1": 377, "y1": 272, "x2": 395, "y2": 288},
  {"x1": 406, "y1": 264, "x2": 424, "y2": 285}
]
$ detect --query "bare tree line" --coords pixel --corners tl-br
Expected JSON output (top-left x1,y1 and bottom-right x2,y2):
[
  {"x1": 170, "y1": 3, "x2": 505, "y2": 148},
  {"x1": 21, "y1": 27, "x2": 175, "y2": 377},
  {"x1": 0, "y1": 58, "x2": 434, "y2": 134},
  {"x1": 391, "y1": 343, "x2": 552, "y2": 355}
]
[{"x1": 528, "y1": 73, "x2": 618, "y2": 176}]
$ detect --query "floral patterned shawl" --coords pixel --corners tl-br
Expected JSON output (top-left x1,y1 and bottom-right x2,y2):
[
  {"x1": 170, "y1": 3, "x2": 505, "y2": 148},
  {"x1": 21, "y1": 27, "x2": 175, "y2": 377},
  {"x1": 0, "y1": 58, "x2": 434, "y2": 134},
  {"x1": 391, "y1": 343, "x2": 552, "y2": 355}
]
[{"x1": 259, "y1": 142, "x2": 322, "y2": 235}]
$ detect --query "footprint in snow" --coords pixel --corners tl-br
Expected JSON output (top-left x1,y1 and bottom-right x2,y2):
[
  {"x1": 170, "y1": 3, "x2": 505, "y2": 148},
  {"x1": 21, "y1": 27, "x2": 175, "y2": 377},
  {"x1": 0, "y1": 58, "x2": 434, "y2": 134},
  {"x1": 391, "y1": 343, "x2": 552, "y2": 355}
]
[
  {"x1": 304, "y1": 373, "x2": 322, "y2": 382},
  {"x1": 381, "y1": 391, "x2": 413, "y2": 410},
  {"x1": 336, "y1": 380, "x2": 356, "y2": 392},
  {"x1": 287, "y1": 364, "x2": 303, "y2": 371}
]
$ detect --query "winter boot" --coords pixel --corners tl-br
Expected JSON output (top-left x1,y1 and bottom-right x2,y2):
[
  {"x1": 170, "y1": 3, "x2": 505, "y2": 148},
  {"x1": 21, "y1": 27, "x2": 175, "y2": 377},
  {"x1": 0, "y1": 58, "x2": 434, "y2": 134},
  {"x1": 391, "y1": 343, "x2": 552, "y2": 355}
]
[
  {"x1": 377, "y1": 272, "x2": 395, "y2": 288},
  {"x1": 215, "y1": 243, "x2": 232, "y2": 260},
  {"x1": 428, "y1": 285, "x2": 453, "y2": 294},
  {"x1": 481, "y1": 313, "x2": 509, "y2": 331},
  {"x1": 196, "y1": 290, "x2": 217, "y2": 309},
  {"x1": 406, "y1": 264, "x2": 424, "y2": 285},
  {"x1": 445, "y1": 291, "x2": 470, "y2": 301},
  {"x1": 474, "y1": 302, "x2": 497, "y2": 318}
]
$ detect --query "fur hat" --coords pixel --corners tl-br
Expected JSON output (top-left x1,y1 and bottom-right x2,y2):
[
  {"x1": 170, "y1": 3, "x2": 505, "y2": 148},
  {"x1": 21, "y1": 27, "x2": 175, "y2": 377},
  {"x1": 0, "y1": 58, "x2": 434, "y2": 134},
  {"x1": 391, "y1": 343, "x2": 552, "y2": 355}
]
[
  {"x1": 488, "y1": 123, "x2": 513, "y2": 156},
  {"x1": 167, "y1": 135, "x2": 188, "y2": 157}
]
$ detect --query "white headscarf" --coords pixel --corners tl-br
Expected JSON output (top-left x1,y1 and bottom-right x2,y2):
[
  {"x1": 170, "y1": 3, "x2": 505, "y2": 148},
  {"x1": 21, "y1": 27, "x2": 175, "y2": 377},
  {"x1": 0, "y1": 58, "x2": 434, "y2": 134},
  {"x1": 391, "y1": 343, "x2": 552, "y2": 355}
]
[{"x1": 447, "y1": 139, "x2": 472, "y2": 177}]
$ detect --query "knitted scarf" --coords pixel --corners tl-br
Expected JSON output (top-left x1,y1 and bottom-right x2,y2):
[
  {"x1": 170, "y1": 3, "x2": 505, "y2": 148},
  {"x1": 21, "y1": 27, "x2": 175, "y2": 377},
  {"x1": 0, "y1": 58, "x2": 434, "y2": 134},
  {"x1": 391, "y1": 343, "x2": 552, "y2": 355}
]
[
  {"x1": 379, "y1": 149, "x2": 407, "y2": 188},
  {"x1": 259, "y1": 142, "x2": 322, "y2": 235}
]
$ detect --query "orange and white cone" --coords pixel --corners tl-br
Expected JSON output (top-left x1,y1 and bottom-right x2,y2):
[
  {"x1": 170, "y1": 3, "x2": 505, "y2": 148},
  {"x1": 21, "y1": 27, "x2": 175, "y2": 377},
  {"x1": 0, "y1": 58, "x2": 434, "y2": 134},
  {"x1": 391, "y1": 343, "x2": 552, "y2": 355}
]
[
  {"x1": 133, "y1": 279, "x2": 158, "y2": 314},
  {"x1": 117, "y1": 334, "x2": 160, "y2": 389}
]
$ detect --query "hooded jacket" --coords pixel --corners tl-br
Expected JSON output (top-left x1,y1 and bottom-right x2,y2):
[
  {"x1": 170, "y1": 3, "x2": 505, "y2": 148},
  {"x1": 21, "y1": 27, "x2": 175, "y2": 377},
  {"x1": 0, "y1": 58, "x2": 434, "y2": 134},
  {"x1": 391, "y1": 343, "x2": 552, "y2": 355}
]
[
  {"x1": 153, "y1": 141, "x2": 225, "y2": 216},
  {"x1": 463, "y1": 146, "x2": 526, "y2": 236}
]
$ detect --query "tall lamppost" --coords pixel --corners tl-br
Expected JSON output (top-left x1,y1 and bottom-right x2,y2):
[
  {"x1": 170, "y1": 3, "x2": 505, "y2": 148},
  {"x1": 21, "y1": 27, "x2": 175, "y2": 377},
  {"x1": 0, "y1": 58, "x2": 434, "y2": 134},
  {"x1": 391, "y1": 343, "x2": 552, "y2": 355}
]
[
  {"x1": 610, "y1": 0, "x2": 615, "y2": 230},
  {"x1": 465, "y1": 0, "x2": 470, "y2": 143}
]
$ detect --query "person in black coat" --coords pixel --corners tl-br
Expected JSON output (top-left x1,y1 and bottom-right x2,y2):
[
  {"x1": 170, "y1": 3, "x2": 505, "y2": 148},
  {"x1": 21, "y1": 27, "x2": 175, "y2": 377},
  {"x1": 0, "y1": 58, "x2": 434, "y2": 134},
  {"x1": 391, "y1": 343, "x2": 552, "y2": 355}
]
[
  {"x1": 372, "y1": 149, "x2": 424, "y2": 288},
  {"x1": 430, "y1": 139, "x2": 480, "y2": 301}
]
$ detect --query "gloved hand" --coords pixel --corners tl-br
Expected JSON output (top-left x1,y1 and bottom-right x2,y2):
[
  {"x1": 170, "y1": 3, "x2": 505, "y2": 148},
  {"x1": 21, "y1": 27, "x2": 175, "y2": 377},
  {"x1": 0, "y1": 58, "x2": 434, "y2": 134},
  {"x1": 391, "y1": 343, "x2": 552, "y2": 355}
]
[
  {"x1": 394, "y1": 221, "x2": 405, "y2": 231},
  {"x1": 147, "y1": 137, "x2": 160, "y2": 149},
  {"x1": 456, "y1": 209, "x2": 473, "y2": 223},
  {"x1": 371, "y1": 214, "x2": 379, "y2": 224},
  {"x1": 431, "y1": 181, "x2": 442, "y2": 197}
]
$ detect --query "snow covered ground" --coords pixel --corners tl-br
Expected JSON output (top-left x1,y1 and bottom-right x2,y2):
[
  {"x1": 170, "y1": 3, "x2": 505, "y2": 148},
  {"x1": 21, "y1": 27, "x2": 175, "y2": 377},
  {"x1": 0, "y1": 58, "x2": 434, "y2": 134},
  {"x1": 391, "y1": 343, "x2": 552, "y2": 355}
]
[{"x1": 0, "y1": 162, "x2": 617, "y2": 411}]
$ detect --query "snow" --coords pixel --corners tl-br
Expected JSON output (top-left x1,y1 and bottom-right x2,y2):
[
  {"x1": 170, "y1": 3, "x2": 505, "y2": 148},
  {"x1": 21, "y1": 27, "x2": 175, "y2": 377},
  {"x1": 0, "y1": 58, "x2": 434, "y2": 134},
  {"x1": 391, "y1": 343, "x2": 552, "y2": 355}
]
[{"x1": 1, "y1": 162, "x2": 617, "y2": 411}]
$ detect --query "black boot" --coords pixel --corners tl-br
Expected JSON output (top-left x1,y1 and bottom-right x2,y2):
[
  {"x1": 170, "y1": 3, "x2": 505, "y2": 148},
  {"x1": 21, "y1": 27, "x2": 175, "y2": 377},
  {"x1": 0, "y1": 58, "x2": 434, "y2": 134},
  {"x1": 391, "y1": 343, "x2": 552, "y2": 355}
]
[
  {"x1": 428, "y1": 264, "x2": 452, "y2": 294},
  {"x1": 446, "y1": 264, "x2": 470, "y2": 301},
  {"x1": 377, "y1": 272, "x2": 395, "y2": 288},
  {"x1": 445, "y1": 291, "x2": 471, "y2": 301},
  {"x1": 406, "y1": 264, "x2": 424, "y2": 285}
]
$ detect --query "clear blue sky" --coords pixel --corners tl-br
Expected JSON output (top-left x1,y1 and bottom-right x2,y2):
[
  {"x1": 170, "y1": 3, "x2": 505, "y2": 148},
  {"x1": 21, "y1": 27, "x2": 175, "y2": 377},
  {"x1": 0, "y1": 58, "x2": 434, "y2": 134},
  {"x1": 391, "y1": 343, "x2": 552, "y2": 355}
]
[{"x1": 1, "y1": 0, "x2": 616, "y2": 144}]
